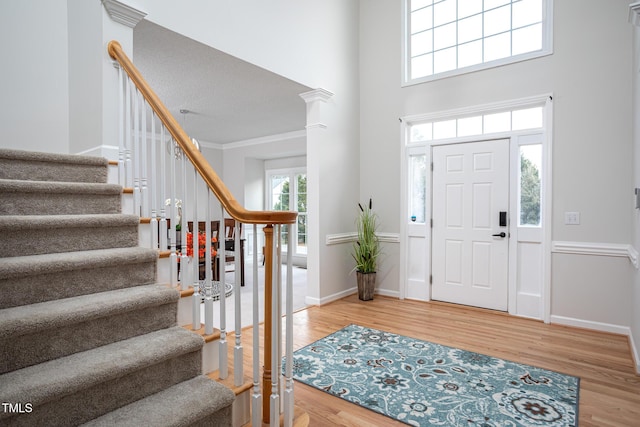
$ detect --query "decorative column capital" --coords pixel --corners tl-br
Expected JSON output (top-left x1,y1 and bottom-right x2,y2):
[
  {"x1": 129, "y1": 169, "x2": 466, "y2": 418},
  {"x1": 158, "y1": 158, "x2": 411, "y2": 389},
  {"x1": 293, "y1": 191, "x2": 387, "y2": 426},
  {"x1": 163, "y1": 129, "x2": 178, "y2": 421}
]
[
  {"x1": 300, "y1": 88, "x2": 333, "y2": 130},
  {"x1": 630, "y1": 2, "x2": 640, "y2": 26},
  {"x1": 299, "y1": 88, "x2": 334, "y2": 104},
  {"x1": 102, "y1": 0, "x2": 147, "y2": 28}
]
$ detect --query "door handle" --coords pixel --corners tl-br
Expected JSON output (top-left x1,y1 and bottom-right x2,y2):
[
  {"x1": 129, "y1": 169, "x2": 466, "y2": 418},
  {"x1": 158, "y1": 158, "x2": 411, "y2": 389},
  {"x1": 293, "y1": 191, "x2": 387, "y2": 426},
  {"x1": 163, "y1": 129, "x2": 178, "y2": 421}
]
[{"x1": 492, "y1": 232, "x2": 506, "y2": 238}]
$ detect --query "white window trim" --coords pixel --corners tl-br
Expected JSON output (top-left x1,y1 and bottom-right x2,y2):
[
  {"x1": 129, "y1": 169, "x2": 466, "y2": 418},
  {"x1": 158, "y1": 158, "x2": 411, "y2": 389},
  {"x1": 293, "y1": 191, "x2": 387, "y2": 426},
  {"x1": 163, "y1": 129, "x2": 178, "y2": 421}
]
[
  {"x1": 265, "y1": 167, "x2": 307, "y2": 259},
  {"x1": 402, "y1": 0, "x2": 554, "y2": 87}
]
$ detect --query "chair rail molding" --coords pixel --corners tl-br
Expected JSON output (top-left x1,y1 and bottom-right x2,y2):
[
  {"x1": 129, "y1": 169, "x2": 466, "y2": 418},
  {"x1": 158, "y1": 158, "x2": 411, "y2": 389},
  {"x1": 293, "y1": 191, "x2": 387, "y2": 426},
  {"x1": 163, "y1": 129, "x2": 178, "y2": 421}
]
[
  {"x1": 326, "y1": 232, "x2": 400, "y2": 245},
  {"x1": 551, "y1": 241, "x2": 639, "y2": 268},
  {"x1": 102, "y1": 0, "x2": 146, "y2": 28}
]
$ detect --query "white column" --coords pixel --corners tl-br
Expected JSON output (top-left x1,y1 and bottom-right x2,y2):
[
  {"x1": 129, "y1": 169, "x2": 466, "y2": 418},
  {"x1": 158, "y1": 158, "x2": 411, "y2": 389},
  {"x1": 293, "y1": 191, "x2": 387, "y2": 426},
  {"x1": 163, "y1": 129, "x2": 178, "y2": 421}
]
[{"x1": 299, "y1": 88, "x2": 333, "y2": 306}]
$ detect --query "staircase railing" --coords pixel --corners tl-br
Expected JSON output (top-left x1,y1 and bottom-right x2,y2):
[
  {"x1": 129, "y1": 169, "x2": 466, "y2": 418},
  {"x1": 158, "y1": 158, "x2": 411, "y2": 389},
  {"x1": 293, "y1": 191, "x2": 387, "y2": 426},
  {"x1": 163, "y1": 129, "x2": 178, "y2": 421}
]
[{"x1": 108, "y1": 40, "x2": 298, "y2": 427}]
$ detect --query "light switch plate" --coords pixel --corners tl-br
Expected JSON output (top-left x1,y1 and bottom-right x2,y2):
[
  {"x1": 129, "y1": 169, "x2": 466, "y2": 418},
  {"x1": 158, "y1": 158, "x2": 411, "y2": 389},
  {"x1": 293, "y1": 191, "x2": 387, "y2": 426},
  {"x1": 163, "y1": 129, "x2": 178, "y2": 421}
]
[{"x1": 565, "y1": 211, "x2": 580, "y2": 225}]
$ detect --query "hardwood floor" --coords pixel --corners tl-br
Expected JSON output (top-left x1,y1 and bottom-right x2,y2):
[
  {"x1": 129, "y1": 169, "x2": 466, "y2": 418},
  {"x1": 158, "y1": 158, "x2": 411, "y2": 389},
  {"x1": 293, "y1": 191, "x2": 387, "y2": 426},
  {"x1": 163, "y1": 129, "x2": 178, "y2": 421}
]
[{"x1": 237, "y1": 294, "x2": 640, "y2": 426}]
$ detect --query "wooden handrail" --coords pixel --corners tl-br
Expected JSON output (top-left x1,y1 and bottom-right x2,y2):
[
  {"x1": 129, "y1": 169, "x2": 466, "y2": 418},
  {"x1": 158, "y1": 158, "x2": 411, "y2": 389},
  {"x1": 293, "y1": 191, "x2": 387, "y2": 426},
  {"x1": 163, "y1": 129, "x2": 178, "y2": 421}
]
[{"x1": 108, "y1": 40, "x2": 296, "y2": 225}]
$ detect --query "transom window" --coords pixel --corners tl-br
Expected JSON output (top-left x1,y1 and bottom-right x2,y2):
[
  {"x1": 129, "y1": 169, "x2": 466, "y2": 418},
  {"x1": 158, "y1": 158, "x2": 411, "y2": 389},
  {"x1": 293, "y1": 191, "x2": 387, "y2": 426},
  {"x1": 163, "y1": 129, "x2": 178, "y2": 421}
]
[
  {"x1": 404, "y1": 0, "x2": 552, "y2": 84},
  {"x1": 409, "y1": 105, "x2": 543, "y2": 142}
]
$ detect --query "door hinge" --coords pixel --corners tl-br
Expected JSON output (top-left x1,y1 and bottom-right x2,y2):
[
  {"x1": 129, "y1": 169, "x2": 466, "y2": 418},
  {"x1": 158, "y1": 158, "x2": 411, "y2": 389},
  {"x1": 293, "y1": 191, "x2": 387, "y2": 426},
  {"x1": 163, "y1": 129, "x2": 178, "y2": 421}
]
[
  {"x1": 430, "y1": 218, "x2": 433, "y2": 228},
  {"x1": 431, "y1": 162, "x2": 434, "y2": 171},
  {"x1": 429, "y1": 275, "x2": 433, "y2": 284}
]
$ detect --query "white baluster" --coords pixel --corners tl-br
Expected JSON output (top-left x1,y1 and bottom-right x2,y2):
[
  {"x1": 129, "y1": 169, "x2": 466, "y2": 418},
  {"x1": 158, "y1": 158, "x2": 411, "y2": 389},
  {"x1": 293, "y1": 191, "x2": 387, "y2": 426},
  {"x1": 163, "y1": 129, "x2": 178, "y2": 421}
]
[
  {"x1": 124, "y1": 76, "x2": 132, "y2": 191},
  {"x1": 192, "y1": 170, "x2": 199, "y2": 290},
  {"x1": 158, "y1": 125, "x2": 167, "y2": 252},
  {"x1": 180, "y1": 152, "x2": 189, "y2": 287},
  {"x1": 270, "y1": 225, "x2": 280, "y2": 427},
  {"x1": 219, "y1": 204, "x2": 228, "y2": 379},
  {"x1": 251, "y1": 224, "x2": 261, "y2": 426},
  {"x1": 204, "y1": 278, "x2": 213, "y2": 335},
  {"x1": 284, "y1": 231, "x2": 294, "y2": 426},
  {"x1": 140, "y1": 98, "x2": 148, "y2": 217},
  {"x1": 192, "y1": 281, "x2": 201, "y2": 331},
  {"x1": 204, "y1": 189, "x2": 214, "y2": 336},
  {"x1": 133, "y1": 88, "x2": 141, "y2": 216},
  {"x1": 234, "y1": 221, "x2": 243, "y2": 387},
  {"x1": 149, "y1": 112, "x2": 158, "y2": 250},
  {"x1": 117, "y1": 65, "x2": 125, "y2": 187},
  {"x1": 204, "y1": 195, "x2": 215, "y2": 334},
  {"x1": 169, "y1": 139, "x2": 178, "y2": 288}
]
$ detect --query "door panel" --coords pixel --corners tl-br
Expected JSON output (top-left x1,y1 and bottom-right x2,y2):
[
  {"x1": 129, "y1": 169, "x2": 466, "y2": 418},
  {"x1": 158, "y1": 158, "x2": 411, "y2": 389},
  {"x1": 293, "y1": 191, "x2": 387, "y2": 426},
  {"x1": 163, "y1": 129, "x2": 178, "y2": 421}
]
[{"x1": 432, "y1": 139, "x2": 509, "y2": 311}]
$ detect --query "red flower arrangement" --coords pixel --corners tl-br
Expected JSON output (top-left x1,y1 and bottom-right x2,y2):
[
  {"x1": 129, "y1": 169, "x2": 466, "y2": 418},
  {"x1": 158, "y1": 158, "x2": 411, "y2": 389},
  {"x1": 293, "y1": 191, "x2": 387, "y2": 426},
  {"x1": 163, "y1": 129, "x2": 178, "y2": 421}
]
[{"x1": 185, "y1": 231, "x2": 217, "y2": 259}]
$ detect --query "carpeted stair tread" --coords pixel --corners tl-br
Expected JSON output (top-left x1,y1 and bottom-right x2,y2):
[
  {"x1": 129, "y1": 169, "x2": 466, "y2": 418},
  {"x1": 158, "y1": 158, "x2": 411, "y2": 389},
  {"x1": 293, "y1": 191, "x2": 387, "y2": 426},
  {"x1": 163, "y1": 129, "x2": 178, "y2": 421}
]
[
  {"x1": 81, "y1": 375, "x2": 235, "y2": 427},
  {"x1": 0, "y1": 284, "x2": 178, "y2": 340},
  {"x1": 0, "y1": 285, "x2": 180, "y2": 373},
  {"x1": 0, "y1": 148, "x2": 108, "y2": 183},
  {"x1": 0, "y1": 214, "x2": 140, "y2": 257},
  {"x1": 0, "y1": 247, "x2": 158, "y2": 309},
  {"x1": 0, "y1": 327, "x2": 204, "y2": 411},
  {"x1": 0, "y1": 246, "x2": 157, "y2": 279},
  {"x1": 0, "y1": 179, "x2": 121, "y2": 195},
  {"x1": 0, "y1": 179, "x2": 122, "y2": 215}
]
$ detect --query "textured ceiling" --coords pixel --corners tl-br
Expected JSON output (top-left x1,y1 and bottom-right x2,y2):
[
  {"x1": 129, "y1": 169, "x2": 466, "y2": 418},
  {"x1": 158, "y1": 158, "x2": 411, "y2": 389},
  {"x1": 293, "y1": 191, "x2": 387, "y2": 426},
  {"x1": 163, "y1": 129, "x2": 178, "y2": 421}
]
[{"x1": 133, "y1": 20, "x2": 310, "y2": 145}]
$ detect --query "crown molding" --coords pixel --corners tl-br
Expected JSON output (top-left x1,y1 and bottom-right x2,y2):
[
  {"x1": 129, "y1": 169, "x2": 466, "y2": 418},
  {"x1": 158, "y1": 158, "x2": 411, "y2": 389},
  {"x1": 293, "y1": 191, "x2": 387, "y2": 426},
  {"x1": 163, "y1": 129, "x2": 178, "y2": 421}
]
[
  {"x1": 222, "y1": 129, "x2": 306, "y2": 151},
  {"x1": 102, "y1": 0, "x2": 147, "y2": 28},
  {"x1": 299, "y1": 88, "x2": 334, "y2": 104},
  {"x1": 631, "y1": 2, "x2": 640, "y2": 26}
]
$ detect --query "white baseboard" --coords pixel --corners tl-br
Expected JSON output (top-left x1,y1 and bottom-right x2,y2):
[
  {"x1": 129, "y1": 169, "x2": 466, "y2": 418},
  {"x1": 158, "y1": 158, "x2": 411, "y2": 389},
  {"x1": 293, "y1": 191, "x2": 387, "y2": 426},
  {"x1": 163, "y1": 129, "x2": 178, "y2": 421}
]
[
  {"x1": 305, "y1": 287, "x2": 357, "y2": 306},
  {"x1": 76, "y1": 144, "x2": 119, "y2": 161},
  {"x1": 550, "y1": 314, "x2": 630, "y2": 336},
  {"x1": 376, "y1": 288, "x2": 400, "y2": 298},
  {"x1": 305, "y1": 286, "x2": 399, "y2": 306},
  {"x1": 630, "y1": 329, "x2": 640, "y2": 375}
]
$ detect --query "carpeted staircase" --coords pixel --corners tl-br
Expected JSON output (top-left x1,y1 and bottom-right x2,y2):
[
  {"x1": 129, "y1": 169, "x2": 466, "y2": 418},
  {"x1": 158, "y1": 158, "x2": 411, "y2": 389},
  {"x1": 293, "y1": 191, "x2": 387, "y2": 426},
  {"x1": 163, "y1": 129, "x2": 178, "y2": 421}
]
[{"x1": 0, "y1": 148, "x2": 235, "y2": 426}]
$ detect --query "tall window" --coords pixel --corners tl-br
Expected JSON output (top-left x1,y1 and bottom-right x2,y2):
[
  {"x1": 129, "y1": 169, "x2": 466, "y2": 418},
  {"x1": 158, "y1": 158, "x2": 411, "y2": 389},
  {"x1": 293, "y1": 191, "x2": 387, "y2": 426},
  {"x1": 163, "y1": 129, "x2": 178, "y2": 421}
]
[
  {"x1": 405, "y1": 0, "x2": 552, "y2": 84},
  {"x1": 409, "y1": 153, "x2": 428, "y2": 223},
  {"x1": 519, "y1": 144, "x2": 541, "y2": 226},
  {"x1": 268, "y1": 170, "x2": 307, "y2": 256}
]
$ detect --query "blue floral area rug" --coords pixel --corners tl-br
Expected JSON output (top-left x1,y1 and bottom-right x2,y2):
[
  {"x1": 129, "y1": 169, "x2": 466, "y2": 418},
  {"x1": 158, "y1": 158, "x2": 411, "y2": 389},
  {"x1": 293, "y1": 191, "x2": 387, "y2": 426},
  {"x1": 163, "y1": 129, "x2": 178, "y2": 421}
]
[{"x1": 288, "y1": 324, "x2": 579, "y2": 426}]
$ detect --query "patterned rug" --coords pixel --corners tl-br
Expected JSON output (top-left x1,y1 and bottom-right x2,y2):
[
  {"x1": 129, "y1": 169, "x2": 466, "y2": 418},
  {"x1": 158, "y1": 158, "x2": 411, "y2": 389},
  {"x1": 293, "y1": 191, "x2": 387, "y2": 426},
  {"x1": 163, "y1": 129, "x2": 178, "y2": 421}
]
[{"x1": 288, "y1": 324, "x2": 579, "y2": 426}]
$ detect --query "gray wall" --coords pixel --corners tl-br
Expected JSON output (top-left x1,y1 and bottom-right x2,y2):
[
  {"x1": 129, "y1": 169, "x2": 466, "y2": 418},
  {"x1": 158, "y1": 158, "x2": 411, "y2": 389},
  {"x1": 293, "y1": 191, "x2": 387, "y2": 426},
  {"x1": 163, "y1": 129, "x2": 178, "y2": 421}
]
[
  {"x1": 0, "y1": 0, "x2": 69, "y2": 153},
  {"x1": 632, "y1": 6, "x2": 640, "y2": 372},
  {"x1": 359, "y1": 0, "x2": 634, "y2": 328}
]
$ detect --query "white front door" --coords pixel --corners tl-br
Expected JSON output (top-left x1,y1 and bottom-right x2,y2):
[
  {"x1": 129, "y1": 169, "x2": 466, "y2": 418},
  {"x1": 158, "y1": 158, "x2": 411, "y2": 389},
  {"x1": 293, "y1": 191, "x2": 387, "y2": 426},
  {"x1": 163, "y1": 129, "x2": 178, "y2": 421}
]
[{"x1": 431, "y1": 139, "x2": 509, "y2": 311}]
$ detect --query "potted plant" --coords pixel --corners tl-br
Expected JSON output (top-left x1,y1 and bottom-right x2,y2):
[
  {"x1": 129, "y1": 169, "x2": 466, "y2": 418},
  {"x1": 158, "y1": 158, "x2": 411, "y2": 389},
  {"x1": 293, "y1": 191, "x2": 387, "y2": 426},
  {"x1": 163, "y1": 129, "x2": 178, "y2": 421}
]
[{"x1": 352, "y1": 198, "x2": 380, "y2": 301}]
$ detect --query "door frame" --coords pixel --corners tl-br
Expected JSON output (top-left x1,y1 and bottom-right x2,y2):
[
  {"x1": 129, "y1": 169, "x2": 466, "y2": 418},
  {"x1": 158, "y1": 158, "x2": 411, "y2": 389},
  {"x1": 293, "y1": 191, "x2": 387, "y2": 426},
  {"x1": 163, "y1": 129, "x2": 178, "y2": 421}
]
[{"x1": 399, "y1": 95, "x2": 553, "y2": 322}]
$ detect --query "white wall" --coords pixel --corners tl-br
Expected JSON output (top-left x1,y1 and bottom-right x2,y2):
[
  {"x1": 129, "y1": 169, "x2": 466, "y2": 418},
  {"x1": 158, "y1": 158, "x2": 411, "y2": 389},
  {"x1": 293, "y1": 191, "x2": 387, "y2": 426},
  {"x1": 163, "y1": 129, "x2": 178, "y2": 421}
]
[
  {"x1": 360, "y1": 0, "x2": 634, "y2": 328},
  {"x1": 68, "y1": 0, "x2": 103, "y2": 156},
  {"x1": 245, "y1": 157, "x2": 265, "y2": 212},
  {"x1": 0, "y1": 0, "x2": 69, "y2": 154},
  {"x1": 69, "y1": 0, "x2": 135, "y2": 158},
  {"x1": 0, "y1": 0, "x2": 135, "y2": 157}
]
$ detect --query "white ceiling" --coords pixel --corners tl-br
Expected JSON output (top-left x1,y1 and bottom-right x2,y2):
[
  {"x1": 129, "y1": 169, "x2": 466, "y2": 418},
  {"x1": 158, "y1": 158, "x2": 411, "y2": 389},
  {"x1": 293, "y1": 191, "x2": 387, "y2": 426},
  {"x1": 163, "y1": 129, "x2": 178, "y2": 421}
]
[{"x1": 133, "y1": 20, "x2": 311, "y2": 146}]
